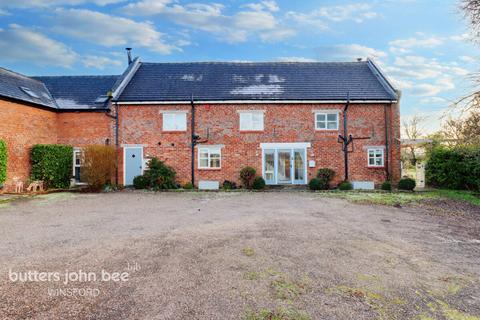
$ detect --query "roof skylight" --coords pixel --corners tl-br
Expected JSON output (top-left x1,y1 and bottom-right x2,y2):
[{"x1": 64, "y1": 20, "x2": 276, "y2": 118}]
[{"x1": 19, "y1": 86, "x2": 40, "y2": 99}]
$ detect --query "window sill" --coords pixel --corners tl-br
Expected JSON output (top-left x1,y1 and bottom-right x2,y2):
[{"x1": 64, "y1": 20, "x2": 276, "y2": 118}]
[
  {"x1": 162, "y1": 130, "x2": 187, "y2": 133},
  {"x1": 198, "y1": 168, "x2": 222, "y2": 171},
  {"x1": 367, "y1": 166, "x2": 385, "y2": 169},
  {"x1": 315, "y1": 129, "x2": 339, "y2": 131},
  {"x1": 239, "y1": 130, "x2": 264, "y2": 133}
]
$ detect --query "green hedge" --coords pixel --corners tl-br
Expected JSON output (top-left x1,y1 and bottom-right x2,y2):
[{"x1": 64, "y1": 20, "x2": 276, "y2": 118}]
[
  {"x1": 31, "y1": 144, "x2": 73, "y2": 189},
  {"x1": 426, "y1": 146, "x2": 480, "y2": 191},
  {"x1": 0, "y1": 140, "x2": 7, "y2": 185}
]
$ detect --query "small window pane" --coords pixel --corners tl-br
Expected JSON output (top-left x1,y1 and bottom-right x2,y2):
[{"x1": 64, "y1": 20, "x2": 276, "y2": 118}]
[
  {"x1": 199, "y1": 159, "x2": 209, "y2": 167},
  {"x1": 327, "y1": 113, "x2": 337, "y2": 121},
  {"x1": 210, "y1": 158, "x2": 220, "y2": 168},
  {"x1": 327, "y1": 122, "x2": 337, "y2": 129},
  {"x1": 316, "y1": 114, "x2": 326, "y2": 121}
]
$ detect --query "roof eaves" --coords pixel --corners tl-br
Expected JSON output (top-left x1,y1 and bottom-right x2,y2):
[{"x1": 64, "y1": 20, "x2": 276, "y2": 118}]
[{"x1": 366, "y1": 58, "x2": 398, "y2": 101}]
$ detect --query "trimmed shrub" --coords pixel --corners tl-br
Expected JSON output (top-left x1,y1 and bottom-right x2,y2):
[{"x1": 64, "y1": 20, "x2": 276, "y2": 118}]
[
  {"x1": 338, "y1": 181, "x2": 353, "y2": 190},
  {"x1": 133, "y1": 175, "x2": 149, "y2": 189},
  {"x1": 240, "y1": 167, "x2": 256, "y2": 189},
  {"x1": 31, "y1": 144, "x2": 73, "y2": 189},
  {"x1": 82, "y1": 145, "x2": 117, "y2": 191},
  {"x1": 398, "y1": 178, "x2": 416, "y2": 191},
  {"x1": 183, "y1": 182, "x2": 194, "y2": 190},
  {"x1": 381, "y1": 181, "x2": 392, "y2": 191},
  {"x1": 0, "y1": 140, "x2": 6, "y2": 185},
  {"x1": 144, "y1": 157, "x2": 177, "y2": 190},
  {"x1": 252, "y1": 176, "x2": 266, "y2": 190},
  {"x1": 426, "y1": 146, "x2": 480, "y2": 191},
  {"x1": 314, "y1": 168, "x2": 336, "y2": 190},
  {"x1": 223, "y1": 180, "x2": 237, "y2": 190},
  {"x1": 308, "y1": 178, "x2": 322, "y2": 191}
]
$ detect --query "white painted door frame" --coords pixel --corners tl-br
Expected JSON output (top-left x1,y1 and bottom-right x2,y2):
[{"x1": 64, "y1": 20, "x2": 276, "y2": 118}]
[{"x1": 260, "y1": 142, "x2": 310, "y2": 185}]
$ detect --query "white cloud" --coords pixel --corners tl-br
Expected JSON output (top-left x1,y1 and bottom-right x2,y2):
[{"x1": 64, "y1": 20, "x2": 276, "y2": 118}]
[
  {"x1": 314, "y1": 3, "x2": 377, "y2": 23},
  {"x1": 0, "y1": 0, "x2": 124, "y2": 7},
  {"x1": 82, "y1": 55, "x2": 122, "y2": 69},
  {"x1": 122, "y1": 0, "x2": 294, "y2": 43},
  {"x1": 52, "y1": 8, "x2": 178, "y2": 54},
  {"x1": 411, "y1": 78, "x2": 454, "y2": 96},
  {"x1": 277, "y1": 57, "x2": 317, "y2": 62},
  {"x1": 459, "y1": 55, "x2": 476, "y2": 63},
  {"x1": 316, "y1": 44, "x2": 386, "y2": 61},
  {"x1": 244, "y1": 0, "x2": 279, "y2": 12},
  {"x1": 0, "y1": 8, "x2": 9, "y2": 15},
  {"x1": 389, "y1": 36, "x2": 443, "y2": 54},
  {"x1": 450, "y1": 33, "x2": 470, "y2": 41},
  {"x1": 0, "y1": 24, "x2": 77, "y2": 67},
  {"x1": 419, "y1": 96, "x2": 448, "y2": 104},
  {"x1": 287, "y1": 3, "x2": 377, "y2": 29}
]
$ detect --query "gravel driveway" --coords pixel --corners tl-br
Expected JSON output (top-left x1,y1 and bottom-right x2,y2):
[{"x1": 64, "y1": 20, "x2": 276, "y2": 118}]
[{"x1": 0, "y1": 191, "x2": 479, "y2": 319}]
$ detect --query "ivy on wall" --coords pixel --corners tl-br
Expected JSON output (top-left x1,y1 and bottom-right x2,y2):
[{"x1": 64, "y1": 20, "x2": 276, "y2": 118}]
[{"x1": 0, "y1": 140, "x2": 7, "y2": 185}]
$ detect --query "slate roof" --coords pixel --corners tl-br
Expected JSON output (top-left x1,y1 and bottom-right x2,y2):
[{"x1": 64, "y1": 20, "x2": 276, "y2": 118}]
[
  {"x1": 117, "y1": 61, "x2": 398, "y2": 102},
  {"x1": 0, "y1": 67, "x2": 57, "y2": 108},
  {"x1": 33, "y1": 75, "x2": 119, "y2": 110}
]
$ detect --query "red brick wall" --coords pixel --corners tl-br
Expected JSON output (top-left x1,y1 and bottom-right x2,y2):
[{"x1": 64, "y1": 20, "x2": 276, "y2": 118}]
[
  {"x1": 118, "y1": 103, "x2": 401, "y2": 187},
  {"x1": 0, "y1": 99, "x2": 58, "y2": 191},
  {"x1": 57, "y1": 112, "x2": 113, "y2": 146}
]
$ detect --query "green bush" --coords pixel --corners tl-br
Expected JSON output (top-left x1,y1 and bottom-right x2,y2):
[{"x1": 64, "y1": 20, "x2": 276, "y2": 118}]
[
  {"x1": 316, "y1": 168, "x2": 335, "y2": 190},
  {"x1": 223, "y1": 180, "x2": 237, "y2": 190},
  {"x1": 183, "y1": 182, "x2": 194, "y2": 190},
  {"x1": 0, "y1": 140, "x2": 7, "y2": 185},
  {"x1": 426, "y1": 146, "x2": 480, "y2": 191},
  {"x1": 252, "y1": 176, "x2": 266, "y2": 190},
  {"x1": 133, "y1": 175, "x2": 149, "y2": 189},
  {"x1": 240, "y1": 167, "x2": 256, "y2": 189},
  {"x1": 381, "y1": 181, "x2": 392, "y2": 191},
  {"x1": 31, "y1": 144, "x2": 73, "y2": 189},
  {"x1": 398, "y1": 178, "x2": 416, "y2": 191},
  {"x1": 144, "y1": 157, "x2": 177, "y2": 190},
  {"x1": 338, "y1": 181, "x2": 353, "y2": 190},
  {"x1": 308, "y1": 178, "x2": 322, "y2": 191}
]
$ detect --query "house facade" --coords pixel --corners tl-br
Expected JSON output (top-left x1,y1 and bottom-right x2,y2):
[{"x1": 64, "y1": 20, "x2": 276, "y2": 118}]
[{"x1": 0, "y1": 57, "x2": 400, "y2": 191}]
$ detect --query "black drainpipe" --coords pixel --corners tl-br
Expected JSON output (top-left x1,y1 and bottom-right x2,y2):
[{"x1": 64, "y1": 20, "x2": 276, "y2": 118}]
[
  {"x1": 342, "y1": 95, "x2": 351, "y2": 181},
  {"x1": 190, "y1": 96, "x2": 196, "y2": 186},
  {"x1": 114, "y1": 102, "x2": 119, "y2": 185},
  {"x1": 104, "y1": 99, "x2": 119, "y2": 185},
  {"x1": 384, "y1": 104, "x2": 390, "y2": 181}
]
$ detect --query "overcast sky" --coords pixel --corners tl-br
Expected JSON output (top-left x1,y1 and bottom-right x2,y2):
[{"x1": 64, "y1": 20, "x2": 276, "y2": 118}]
[{"x1": 0, "y1": 0, "x2": 477, "y2": 132}]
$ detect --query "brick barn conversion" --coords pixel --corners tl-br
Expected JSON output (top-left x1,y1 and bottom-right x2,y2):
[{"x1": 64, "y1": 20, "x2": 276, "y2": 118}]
[{"x1": 0, "y1": 56, "x2": 401, "y2": 191}]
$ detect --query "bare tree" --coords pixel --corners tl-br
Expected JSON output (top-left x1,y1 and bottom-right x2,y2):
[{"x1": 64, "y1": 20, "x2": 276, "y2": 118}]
[
  {"x1": 442, "y1": 105, "x2": 480, "y2": 146},
  {"x1": 462, "y1": 0, "x2": 480, "y2": 35},
  {"x1": 402, "y1": 115, "x2": 426, "y2": 165}
]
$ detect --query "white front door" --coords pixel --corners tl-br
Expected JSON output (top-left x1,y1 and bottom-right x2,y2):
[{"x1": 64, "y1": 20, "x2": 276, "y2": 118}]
[{"x1": 261, "y1": 143, "x2": 310, "y2": 185}]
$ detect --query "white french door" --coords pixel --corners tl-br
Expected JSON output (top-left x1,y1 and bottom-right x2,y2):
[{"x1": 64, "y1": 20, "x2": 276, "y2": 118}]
[{"x1": 261, "y1": 143, "x2": 309, "y2": 185}]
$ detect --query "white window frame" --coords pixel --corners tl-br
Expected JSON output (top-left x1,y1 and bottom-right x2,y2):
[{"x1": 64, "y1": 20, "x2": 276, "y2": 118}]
[
  {"x1": 198, "y1": 146, "x2": 222, "y2": 169},
  {"x1": 72, "y1": 148, "x2": 84, "y2": 184},
  {"x1": 315, "y1": 111, "x2": 339, "y2": 130},
  {"x1": 162, "y1": 111, "x2": 187, "y2": 131},
  {"x1": 367, "y1": 148, "x2": 385, "y2": 167},
  {"x1": 238, "y1": 110, "x2": 264, "y2": 131}
]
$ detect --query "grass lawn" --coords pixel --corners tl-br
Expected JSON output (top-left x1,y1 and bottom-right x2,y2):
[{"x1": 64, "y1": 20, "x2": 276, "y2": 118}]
[{"x1": 322, "y1": 189, "x2": 480, "y2": 206}]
